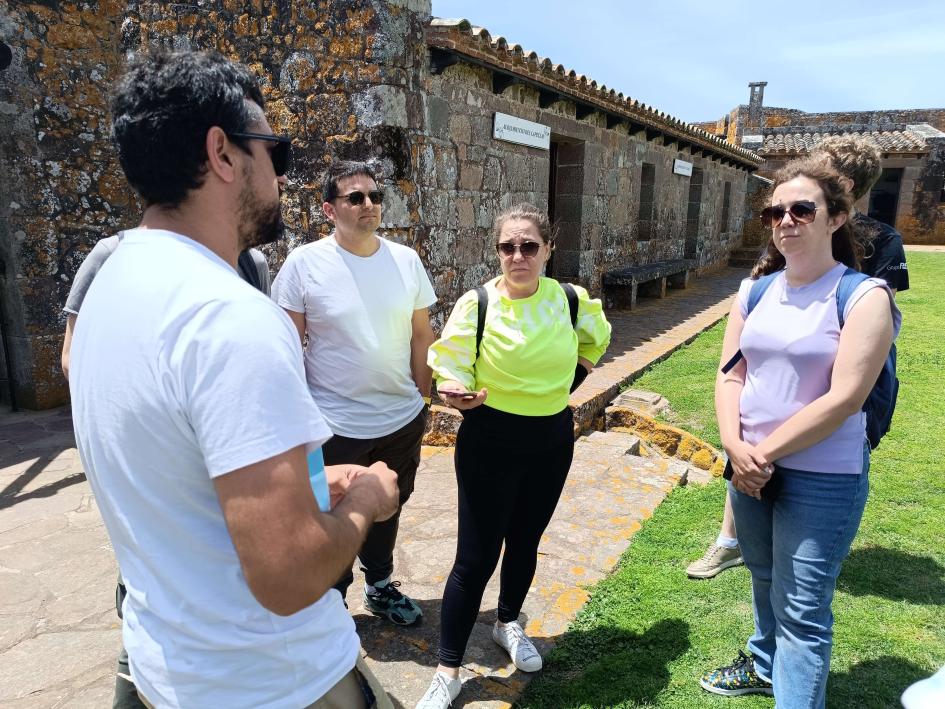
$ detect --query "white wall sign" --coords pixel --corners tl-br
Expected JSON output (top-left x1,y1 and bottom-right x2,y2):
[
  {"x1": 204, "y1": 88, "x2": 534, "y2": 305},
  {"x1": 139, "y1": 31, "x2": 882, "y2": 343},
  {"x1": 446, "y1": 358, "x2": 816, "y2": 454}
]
[
  {"x1": 493, "y1": 112, "x2": 551, "y2": 150},
  {"x1": 673, "y1": 159, "x2": 693, "y2": 176}
]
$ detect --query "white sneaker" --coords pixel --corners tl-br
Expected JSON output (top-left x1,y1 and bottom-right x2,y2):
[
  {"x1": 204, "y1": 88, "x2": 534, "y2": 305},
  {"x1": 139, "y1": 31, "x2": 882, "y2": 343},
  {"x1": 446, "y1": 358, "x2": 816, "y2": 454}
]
[
  {"x1": 415, "y1": 671, "x2": 462, "y2": 709},
  {"x1": 492, "y1": 620, "x2": 543, "y2": 672}
]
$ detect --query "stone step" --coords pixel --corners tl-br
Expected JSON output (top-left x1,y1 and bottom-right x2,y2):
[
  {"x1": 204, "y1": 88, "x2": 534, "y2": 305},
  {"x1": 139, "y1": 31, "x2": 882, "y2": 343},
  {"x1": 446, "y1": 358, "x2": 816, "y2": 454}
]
[{"x1": 581, "y1": 430, "x2": 642, "y2": 455}]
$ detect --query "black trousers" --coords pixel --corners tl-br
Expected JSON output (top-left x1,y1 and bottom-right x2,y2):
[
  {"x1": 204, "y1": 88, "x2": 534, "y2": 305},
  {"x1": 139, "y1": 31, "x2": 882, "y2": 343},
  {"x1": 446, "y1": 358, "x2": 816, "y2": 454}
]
[
  {"x1": 324, "y1": 409, "x2": 426, "y2": 594},
  {"x1": 437, "y1": 405, "x2": 574, "y2": 668}
]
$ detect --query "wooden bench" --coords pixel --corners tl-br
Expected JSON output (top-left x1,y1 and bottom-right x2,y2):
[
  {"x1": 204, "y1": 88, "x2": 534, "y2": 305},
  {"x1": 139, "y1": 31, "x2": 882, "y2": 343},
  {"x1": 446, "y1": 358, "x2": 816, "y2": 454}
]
[{"x1": 603, "y1": 259, "x2": 690, "y2": 310}]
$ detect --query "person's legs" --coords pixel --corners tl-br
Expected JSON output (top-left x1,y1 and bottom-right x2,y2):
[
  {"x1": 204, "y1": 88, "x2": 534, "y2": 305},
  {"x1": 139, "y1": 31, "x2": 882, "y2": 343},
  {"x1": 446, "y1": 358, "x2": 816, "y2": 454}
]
[
  {"x1": 322, "y1": 436, "x2": 373, "y2": 599},
  {"x1": 359, "y1": 410, "x2": 426, "y2": 585},
  {"x1": 728, "y1": 484, "x2": 776, "y2": 678},
  {"x1": 686, "y1": 490, "x2": 743, "y2": 579},
  {"x1": 768, "y1": 465, "x2": 869, "y2": 709},
  {"x1": 437, "y1": 419, "x2": 521, "y2": 669},
  {"x1": 700, "y1": 482, "x2": 775, "y2": 697},
  {"x1": 356, "y1": 410, "x2": 426, "y2": 625},
  {"x1": 112, "y1": 573, "x2": 148, "y2": 709},
  {"x1": 305, "y1": 655, "x2": 394, "y2": 709},
  {"x1": 496, "y1": 435, "x2": 573, "y2": 624}
]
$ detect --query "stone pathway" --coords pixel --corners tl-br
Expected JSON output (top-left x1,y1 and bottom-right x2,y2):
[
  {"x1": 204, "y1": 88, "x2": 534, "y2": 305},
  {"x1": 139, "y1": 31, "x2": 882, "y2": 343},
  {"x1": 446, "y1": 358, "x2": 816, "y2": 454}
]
[{"x1": 0, "y1": 268, "x2": 743, "y2": 707}]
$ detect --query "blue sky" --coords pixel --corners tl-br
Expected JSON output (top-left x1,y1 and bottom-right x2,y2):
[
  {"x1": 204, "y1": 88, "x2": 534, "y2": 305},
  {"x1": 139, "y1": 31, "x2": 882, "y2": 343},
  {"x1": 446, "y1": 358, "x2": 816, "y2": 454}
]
[{"x1": 431, "y1": 0, "x2": 945, "y2": 124}]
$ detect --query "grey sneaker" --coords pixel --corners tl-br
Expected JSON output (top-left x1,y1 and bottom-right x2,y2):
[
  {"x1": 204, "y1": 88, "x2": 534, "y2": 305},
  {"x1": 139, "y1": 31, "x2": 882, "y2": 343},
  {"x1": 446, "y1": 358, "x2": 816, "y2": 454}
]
[
  {"x1": 364, "y1": 581, "x2": 423, "y2": 626},
  {"x1": 492, "y1": 621, "x2": 543, "y2": 672},
  {"x1": 686, "y1": 543, "x2": 743, "y2": 579},
  {"x1": 415, "y1": 672, "x2": 461, "y2": 709}
]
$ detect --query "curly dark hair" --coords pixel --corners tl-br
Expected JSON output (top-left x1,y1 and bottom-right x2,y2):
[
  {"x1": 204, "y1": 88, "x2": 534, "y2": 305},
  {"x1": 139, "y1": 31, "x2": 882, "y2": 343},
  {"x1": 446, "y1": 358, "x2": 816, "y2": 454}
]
[
  {"x1": 751, "y1": 157, "x2": 861, "y2": 279},
  {"x1": 321, "y1": 160, "x2": 379, "y2": 203},
  {"x1": 110, "y1": 50, "x2": 264, "y2": 207}
]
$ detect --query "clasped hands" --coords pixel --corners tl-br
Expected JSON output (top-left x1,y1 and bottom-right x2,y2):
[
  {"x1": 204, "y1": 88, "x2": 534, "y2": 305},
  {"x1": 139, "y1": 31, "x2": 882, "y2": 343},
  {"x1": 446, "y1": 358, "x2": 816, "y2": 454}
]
[
  {"x1": 325, "y1": 462, "x2": 399, "y2": 521},
  {"x1": 726, "y1": 440, "x2": 775, "y2": 500}
]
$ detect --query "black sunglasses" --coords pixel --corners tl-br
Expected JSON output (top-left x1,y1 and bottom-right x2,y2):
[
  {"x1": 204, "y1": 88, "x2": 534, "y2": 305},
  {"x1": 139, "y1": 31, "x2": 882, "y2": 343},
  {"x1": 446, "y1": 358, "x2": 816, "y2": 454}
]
[
  {"x1": 760, "y1": 200, "x2": 818, "y2": 228},
  {"x1": 337, "y1": 190, "x2": 385, "y2": 206},
  {"x1": 227, "y1": 132, "x2": 292, "y2": 177},
  {"x1": 496, "y1": 241, "x2": 542, "y2": 258}
]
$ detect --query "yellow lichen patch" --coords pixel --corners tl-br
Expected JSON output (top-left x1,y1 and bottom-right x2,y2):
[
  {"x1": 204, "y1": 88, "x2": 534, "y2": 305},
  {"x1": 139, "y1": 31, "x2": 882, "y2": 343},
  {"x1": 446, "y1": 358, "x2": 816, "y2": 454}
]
[
  {"x1": 691, "y1": 448, "x2": 715, "y2": 470},
  {"x1": 552, "y1": 587, "x2": 591, "y2": 616}
]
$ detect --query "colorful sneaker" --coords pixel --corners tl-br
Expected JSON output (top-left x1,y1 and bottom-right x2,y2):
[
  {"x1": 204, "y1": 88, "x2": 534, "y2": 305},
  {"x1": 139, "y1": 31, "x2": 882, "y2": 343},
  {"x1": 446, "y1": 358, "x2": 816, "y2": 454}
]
[
  {"x1": 700, "y1": 651, "x2": 774, "y2": 696},
  {"x1": 415, "y1": 672, "x2": 462, "y2": 709},
  {"x1": 492, "y1": 620, "x2": 542, "y2": 672},
  {"x1": 686, "y1": 543, "x2": 743, "y2": 579},
  {"x1": 364, "y1": 581, "x2": 422, "y2": 626}
]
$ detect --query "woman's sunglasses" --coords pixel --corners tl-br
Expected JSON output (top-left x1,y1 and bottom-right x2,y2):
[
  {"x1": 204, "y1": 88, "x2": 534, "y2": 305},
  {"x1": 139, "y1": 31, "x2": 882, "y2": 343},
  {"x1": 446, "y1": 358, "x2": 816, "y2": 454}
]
[
  {"x1": 496, "y1": 241, "x2": 542, "y2": 258},
  {"x1": 337, "y1": 190, "x2": 385, "y2": 206},
  {"x1": 227, "y1": 132, "x2": 292, "y2": 177},
  {"x1": 760, "y1": 200, "x2": 818, "y2": 228}
]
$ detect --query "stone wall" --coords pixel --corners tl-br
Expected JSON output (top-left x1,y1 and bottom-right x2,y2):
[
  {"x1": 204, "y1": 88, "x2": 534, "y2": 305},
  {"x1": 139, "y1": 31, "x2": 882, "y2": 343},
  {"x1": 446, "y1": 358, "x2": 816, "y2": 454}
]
[
  {"x1": 760, "y1": 106, "x2": 945, "y2": 134},
  {"x1": 0, "y1": 0, "x2": 432, "y2": 408},
  {"x1": 423, "y1": 64, "x2": 750, "y2": 302},
  {"x1": 1, "y1": 0, "x2": 758, "y2": 409}
]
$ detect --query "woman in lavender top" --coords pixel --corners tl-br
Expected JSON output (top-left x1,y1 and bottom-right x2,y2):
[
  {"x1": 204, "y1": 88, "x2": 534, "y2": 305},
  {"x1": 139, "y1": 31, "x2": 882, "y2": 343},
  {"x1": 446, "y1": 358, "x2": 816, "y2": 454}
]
[{"x1": 699, "y1": 157, "x2": 900, "y2": 709}]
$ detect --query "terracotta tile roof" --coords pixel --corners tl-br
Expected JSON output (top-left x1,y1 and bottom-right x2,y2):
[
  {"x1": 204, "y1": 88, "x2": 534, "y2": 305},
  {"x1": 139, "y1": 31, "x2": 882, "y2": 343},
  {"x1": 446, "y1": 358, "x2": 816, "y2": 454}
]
[
  {"x1": 759, "y1": 127, "x2": 931, "y2": 155},
  {"x1": 427, "y1": 18, "x2": 762, "y2": 168}
]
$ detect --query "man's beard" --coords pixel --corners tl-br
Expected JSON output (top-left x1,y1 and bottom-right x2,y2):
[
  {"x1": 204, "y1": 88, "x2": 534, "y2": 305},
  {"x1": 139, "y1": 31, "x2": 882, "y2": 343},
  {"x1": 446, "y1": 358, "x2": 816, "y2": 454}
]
[{"x1": 237, "y1": 183, "x2": 285, "y2": 250}]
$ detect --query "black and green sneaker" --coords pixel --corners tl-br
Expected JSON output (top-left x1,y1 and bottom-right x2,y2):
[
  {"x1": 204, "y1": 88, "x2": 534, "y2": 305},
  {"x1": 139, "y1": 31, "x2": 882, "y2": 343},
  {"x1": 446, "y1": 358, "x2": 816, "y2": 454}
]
[
  {"x1": 364, "y1": 581, "x2": 422, "y2": 626},
  {"x1": 700, "y1": 651, "x2": 774, "y2": 696}
]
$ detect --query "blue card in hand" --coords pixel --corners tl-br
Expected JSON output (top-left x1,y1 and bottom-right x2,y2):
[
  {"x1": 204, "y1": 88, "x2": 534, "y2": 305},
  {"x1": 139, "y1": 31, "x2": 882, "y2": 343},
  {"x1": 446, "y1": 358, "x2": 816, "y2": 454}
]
[{"x1": 307, "y1": 446, "x2": 331, "y2": 512}]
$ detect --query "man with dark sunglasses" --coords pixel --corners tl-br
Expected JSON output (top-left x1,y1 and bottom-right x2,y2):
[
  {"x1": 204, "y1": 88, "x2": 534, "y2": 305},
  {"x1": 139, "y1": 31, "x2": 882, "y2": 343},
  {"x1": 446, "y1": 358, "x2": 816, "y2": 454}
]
[
  {"x1": 68, "y1": 51, "x2": 398, "y2": 708},
  {"x1": 273, "y1": 159, "x2": 437, "y2": 627}
]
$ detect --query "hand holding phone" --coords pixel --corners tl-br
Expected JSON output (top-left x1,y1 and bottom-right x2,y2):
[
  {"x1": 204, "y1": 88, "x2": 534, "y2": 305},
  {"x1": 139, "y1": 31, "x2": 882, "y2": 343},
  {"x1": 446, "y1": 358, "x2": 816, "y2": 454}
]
[{"x1": 438, "y1": 389, "x2": 477, "y2": 401}]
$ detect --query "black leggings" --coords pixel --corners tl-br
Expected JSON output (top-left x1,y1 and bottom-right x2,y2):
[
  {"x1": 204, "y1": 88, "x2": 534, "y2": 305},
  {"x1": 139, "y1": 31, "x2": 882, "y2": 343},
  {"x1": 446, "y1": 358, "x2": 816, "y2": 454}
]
[{"x1": 438, "y1": 405, "x2": 574, "y2": 668}]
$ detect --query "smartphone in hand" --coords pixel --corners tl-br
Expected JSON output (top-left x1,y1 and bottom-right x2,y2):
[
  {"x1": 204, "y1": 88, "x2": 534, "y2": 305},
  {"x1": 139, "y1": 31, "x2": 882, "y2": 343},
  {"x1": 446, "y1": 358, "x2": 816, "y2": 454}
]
[{"x1": 437, "y1": 389, "x2": 477, "y2": 401}]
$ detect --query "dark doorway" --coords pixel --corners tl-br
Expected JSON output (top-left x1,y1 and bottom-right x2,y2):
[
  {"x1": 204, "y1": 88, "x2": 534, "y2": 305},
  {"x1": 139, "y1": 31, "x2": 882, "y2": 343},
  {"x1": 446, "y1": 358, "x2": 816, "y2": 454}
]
[
  {"x1": 685, "y1": 168, "x2": 703, "y2": 259},
  {"x1": 868, "y1": 168, "x2": 903, "y2": 227},
  {"x1": 547, "y1": 139, "x2": 585, "y2": 281}
]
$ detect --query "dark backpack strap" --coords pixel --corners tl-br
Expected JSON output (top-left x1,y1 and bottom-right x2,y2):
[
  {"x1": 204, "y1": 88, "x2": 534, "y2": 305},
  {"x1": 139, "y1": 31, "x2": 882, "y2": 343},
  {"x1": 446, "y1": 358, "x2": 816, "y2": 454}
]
[
  {"x1": 721, "y1": 271, "x2": 781, "y2": 374},
  {"x1": 561, "y1": 282, "x2": 579, "y2": 328},
  {"x1": 835, "y1": 267, "x2": 870, "y2": 328},
  {"x1": 474, "y1": 286, "x2": 488, "y2": 360},
  {"x1": 237, "y1": 249, "x2": 262, "y2": 292}
]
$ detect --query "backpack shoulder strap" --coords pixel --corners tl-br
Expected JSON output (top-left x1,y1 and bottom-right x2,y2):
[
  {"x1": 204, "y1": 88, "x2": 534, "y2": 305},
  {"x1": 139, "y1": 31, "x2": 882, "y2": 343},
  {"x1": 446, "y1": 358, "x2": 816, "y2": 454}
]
[
  {"x1": 237, "y1": 249, "x2": 262, "y2": 292},
  {"x1": 721, "y1": 270, "x2": 781, "y2": 375},
  {"x1": 836, "y1": 267, "x2": 870, "y2": 328},
  {"x1": 474, "y1": 286, "x2": 488, "y2": 359},
  {"x1": 561, "y1": 282, "x2": 579, "y2": 328},
  {"x1": 746, "y1": 271, "x2": 781, "y2": 315}
]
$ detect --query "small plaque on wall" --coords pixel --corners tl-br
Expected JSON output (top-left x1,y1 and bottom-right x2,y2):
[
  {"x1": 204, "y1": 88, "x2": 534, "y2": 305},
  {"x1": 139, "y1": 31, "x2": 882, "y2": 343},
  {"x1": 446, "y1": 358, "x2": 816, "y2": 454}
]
[
  {"x1": 673, "y1": 159, "x2": 693, "y2": 176},
  {"x1": 493, "y1": 112, "x2": 551, "y2": 150}
]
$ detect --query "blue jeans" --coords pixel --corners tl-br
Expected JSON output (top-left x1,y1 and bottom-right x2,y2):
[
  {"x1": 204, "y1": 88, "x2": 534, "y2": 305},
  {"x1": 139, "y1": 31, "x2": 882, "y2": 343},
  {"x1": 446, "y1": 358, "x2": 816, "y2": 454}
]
[{"x1": 729, "y1": 450, "x2": 869, "y2": 709}]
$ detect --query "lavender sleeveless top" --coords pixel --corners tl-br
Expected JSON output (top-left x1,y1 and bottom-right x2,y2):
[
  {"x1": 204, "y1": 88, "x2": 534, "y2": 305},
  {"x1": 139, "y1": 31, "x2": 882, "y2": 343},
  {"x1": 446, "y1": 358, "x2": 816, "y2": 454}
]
[{"x1": 737, "y1": 263, "x2": 901, "y2": 475}]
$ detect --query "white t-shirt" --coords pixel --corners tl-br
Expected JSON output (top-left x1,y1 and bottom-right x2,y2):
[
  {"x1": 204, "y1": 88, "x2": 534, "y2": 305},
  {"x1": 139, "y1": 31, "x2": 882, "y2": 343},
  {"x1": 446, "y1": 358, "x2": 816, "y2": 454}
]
[
  {"x1": 69, "y1": 229, "x2": 358, "y2": 709},
  {"x1": 272, "y1": 235, "x2": 437, "y2": 439}
]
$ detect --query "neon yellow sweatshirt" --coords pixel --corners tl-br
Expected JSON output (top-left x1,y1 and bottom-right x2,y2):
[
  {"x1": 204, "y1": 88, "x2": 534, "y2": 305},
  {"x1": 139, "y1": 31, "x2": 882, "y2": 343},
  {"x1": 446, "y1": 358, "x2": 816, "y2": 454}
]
[{"x1": 428, "y1": 277, "x2": 611, "y2": 416}]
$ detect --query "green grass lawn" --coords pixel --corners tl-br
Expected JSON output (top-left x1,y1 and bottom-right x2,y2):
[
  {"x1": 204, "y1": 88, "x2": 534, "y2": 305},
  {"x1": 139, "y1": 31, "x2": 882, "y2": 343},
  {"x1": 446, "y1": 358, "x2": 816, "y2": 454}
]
[{"x1": 520, "y1": 252, "x2": 945, "y2": 708}]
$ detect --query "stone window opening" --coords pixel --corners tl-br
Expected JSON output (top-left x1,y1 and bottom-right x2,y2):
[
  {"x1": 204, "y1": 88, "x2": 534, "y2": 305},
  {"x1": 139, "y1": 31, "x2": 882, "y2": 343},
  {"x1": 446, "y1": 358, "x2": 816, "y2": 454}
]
[
  {"x1": 638, "y1": 162, "x2": 656, "y2": 241},
  {"x1": 721, "y1": 181, "x2": 732, "y2": 236}
]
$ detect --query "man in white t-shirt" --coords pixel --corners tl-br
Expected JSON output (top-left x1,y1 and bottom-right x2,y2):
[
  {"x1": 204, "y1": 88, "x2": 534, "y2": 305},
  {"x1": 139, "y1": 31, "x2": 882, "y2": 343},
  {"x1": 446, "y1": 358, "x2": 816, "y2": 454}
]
[
  {"x1": 69, "y1": 50, "x2": 399, "y2": 708},
  {"x1": 273, "y1": 160, "x2": 437, "y2": 626}
]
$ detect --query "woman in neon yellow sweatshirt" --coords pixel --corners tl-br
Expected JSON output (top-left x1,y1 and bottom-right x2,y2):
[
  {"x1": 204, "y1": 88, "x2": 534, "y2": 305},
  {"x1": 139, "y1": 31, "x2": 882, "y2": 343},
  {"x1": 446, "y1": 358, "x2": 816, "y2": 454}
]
[{"x1": 416, "y1": 203, "x2": 611, "y2": 709}]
